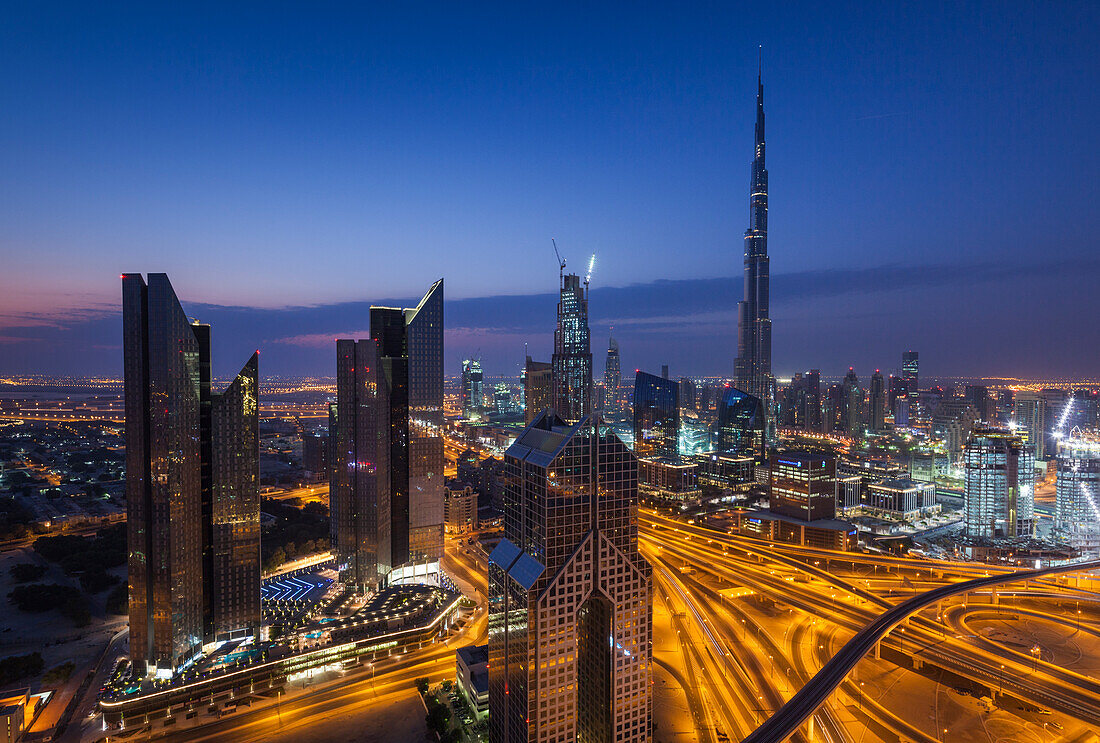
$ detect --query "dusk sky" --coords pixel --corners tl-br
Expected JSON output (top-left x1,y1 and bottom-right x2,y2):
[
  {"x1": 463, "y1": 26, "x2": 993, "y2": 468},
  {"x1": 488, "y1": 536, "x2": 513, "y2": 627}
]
[{"x1": 2, "y1": 3, "x2": 1097, "y2": 380}]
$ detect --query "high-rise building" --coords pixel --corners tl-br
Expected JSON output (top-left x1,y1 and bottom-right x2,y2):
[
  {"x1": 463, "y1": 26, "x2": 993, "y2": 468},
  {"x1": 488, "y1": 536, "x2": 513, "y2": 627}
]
[
  {"x1": 462, "y1": 359, "x2": 484, "y2": 419},
  {"x1": 551, "y1": 272, "x2": 593, "y2": 422},
  {"x1": 444, "y1": 484, "x2": 477, "y2": 535},
  {"x1": 869, "y1": 369, "x2": 886, "y2": 432},
  {"x1": 488, "y1": 412, "x2": 651, "y2": 743},
  {"x1": 679, "y1": 377, "x2": 697, "y2": 412},
  {"x1": 1013, "y1": 392, "x2": 1048, "y2": 460},
  {"x1": 963, "y1": 427, "x2": 1035, "y2": 539},
  {"x1": 332, "y1": 339, "x2": 391, "y2": 591},
  {"x1": 902, "y1": 351, "x2": 919, "y2": 398},
  {"x1": 805, "y1": 369, "x2": 822, "y2": 431},
  {"x1": 841, "y1": 368, "x2": 863, "y2": 435},
  {"x1": 633, "y1": 371, "x2": 680, "y2": 459},
  {"x1": 333, "y1": 280, "x2": 444, "y2": 590},
  {"x1": 206, "y1": 353, "x2": 261, "y2": 646},
  {"x1": 603, "y1": 332, "x2": 621, "y2": 413},
  {"x1": 964, "y1": 385, "x2": 992, "y2": 422},
  {"x1": 1055, "y1": 435, "x2": 1100, "y2": 557},
  {"x1": 302, "y1": 433, "x2": 329, "y2": 479},
  {"x1": 716, "y1": 386, "x2": 766, "y2": 459},
  {"x1": 734, "y1": 67, "x2": 774, "y2": 439},
  {"x1": 932, "y1": 400, "x2": 980, "y2": 462},
  {"x1": 123, "y1": 273, "x2": 260, "y2": 675},
  {"x1": 523, "y1": 356, "x2": 553, "y2": 426},
  {"x1": 769, "y1": 451, "x2": 837, "y2": 521}
]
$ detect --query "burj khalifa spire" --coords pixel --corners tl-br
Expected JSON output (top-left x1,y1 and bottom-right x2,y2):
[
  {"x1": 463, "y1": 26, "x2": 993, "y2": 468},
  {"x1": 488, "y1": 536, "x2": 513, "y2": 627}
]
[{"x1": 734, "y1": 57, "x2": 775, "y2": 440}]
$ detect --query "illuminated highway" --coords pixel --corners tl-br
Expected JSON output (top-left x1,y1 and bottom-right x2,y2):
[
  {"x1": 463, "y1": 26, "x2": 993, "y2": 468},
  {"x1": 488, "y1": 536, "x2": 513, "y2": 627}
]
[{"x1": 640, "y1": 508, "x2": 1100, "y2": 742}]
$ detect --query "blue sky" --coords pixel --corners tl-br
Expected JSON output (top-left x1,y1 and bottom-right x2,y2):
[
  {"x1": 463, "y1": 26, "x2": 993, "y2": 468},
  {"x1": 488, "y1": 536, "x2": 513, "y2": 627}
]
[{"x1": 1, "y1": 2, "x2": 1098, "y2": 379}]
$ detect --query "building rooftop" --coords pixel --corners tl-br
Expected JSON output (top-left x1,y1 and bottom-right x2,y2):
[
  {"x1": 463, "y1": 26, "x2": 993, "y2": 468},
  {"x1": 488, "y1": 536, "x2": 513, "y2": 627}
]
[
  {"x1": 457, "y1": 644, "x2": 488, "y2": 668},
  {"x1": 872, "y1": 478, "x2": 931, "y2": 492}
]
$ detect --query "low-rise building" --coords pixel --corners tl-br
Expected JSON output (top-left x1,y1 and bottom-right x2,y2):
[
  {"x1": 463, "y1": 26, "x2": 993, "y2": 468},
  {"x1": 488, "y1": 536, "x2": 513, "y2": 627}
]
[
  {"x1": 638, "y1": 457, "x2": 701, "y2": 504},
  {"x1": 456, "y1": 644, "x2": 488, "y2": 718},
  {"x1": 860, "y1": 478, "x2": 939, "y2": 520}
]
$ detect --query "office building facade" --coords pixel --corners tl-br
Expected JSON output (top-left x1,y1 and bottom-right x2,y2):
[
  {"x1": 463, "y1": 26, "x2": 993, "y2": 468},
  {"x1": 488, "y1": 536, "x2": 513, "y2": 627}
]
[
  {"x1": 769, "y1": 451, "x2": 836, "y2": 521},
  {"x1": 123, "y1": 273, "x2": 260, "y2": 675},
  {"x1": 489, "y1": 413, "x2": 651, "y2": 743},
  {"x1": 869, "y1": 369, "x2": 886, "y2": 432}
]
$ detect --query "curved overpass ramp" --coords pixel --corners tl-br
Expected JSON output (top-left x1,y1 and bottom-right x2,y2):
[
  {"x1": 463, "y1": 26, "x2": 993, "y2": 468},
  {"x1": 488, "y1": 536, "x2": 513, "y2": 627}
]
[{"x1": 740, "y1": 558, "x2": 1100, "y2": 743}]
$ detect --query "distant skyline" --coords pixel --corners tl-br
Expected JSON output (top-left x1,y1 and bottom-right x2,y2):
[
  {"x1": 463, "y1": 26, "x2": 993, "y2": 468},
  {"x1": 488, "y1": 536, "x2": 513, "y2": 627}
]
[{"x1": 2, "y1": 3, "x2": 1098, "y2": 379}]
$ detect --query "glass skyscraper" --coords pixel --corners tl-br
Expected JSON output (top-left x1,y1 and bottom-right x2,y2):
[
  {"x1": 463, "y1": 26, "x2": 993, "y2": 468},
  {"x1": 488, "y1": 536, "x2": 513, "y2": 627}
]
[
  {"x1": 332, "y1": 339, "x2": 391, "y2": 590},
  {"x1": 963, "y1": 427, "x2": 1035, "y2": 538},
  {"x1": 489, "y1": 412, "x2": 651, "y2": 743},
  {"x1": 633, "y1": 370, "x2": 680, "y2": 459},
  {"x1": 123, "y1": 273, "x2": 260, "y2": 675},
  {"x1": 716, "y1": 386, "x2": 766, "y2": 459},
  {"x1": 333, "y1": 280, "x2": 444, "y2": 589},
  {"x1": 902, "y1": 350, "x2": 919, "y2": 398},
  {"x1": 551, "y1": 272, "x2": 593, "y2": 422},
  {"x1": 462, "y1": 358, "x2": 483, "y2": 419},
  {"x1": 1055, "y1": 435, "x2": 1100, "y2": 556}
]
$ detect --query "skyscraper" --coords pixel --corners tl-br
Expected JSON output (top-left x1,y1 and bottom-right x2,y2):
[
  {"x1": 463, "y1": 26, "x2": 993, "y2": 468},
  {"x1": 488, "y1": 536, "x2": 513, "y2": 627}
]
[
  {"x1": 332, "y1": 339, "x2": 391, "y2": 591},
  {"x1": 488, "y1": 412, "x2": 651, "y2": 743},
  {"x1": 1055, "y1": 435, "x2": 1100, "y2": 557},
  {"x1": 902, "y1": 351, "x2": 919, "y2": 398},
  {"x1": 963, "y1": 427, "x2": 1035, "y2": 538},
  {"x1": 734, "y1": 66, "x2": 774, "y2": 438},
  {"x1": 869, "y1": 369, "x2": 886, "y2": 432},
  {"x1": 717, "y1": 386, "x2": 766, "y2": 459},
  {"x1": 1013, "y1": 392, "x2": 1048, "y2": 460},
  {"x1": 524, "y1": 356, "x2": 553, "y2": 425},
  {"x1": 123, "y1": 273, "x2": 259, "y2": 675},
  {"x1": 551, "y1": 272, "x2": 593, "y2": 422},
  {"x1": 603, "y1": 332, "x2": 621, "y2": 413},
  {"x1": 633, "y1": 371, "x2": 680, "y2": 459},
  {"x1": 333, "y1": 279, "x2": 444, "y2": 589},
  {"x1": 462, "y1": 358, "x2": 483, "y2": 419},
  {"x1": 842, "y1": 368, "x2": 863, "y2": 435}
]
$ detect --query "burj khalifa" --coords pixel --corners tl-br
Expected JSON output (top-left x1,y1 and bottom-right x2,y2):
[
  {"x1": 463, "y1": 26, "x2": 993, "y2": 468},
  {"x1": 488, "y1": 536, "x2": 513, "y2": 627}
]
[{"x1": 733, "y1": 65, "x2": 775, "y2": 438}]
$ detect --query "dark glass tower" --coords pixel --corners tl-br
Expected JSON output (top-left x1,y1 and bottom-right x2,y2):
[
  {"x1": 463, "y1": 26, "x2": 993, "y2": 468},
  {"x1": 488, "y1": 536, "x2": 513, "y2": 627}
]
[
  {"x1": 734, "y1": 67, "x2": 774, "y2": 438},
  {"x1": 123, "y1": 274, "x2": 260, "y2": 675},
  {"x1": 551, "y1": 272, "x2": 593, "y2": 423},
  {"x1": 633, "y1": 371, "x2": 680, "y2": 459},
  {"x1": 333, "y1": 280, "x2": 444, "y2": 588},
  {"x1": 488, "y1": 413, "x2": 651, "y2": 743},
  {"x1": 717, "y1": 386, "x2": 766, "y2": 459},
  {"x1": 902, "y1": 350, "x2": 919, "y2": 398},
  {"x1": 332, "y1": 339, "x2": 391, "y2": 591}
]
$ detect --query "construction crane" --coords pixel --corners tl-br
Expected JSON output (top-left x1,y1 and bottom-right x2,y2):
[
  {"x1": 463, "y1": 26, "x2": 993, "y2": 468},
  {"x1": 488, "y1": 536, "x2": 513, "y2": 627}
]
[
  {"x1": 552, "y1": 238, "x2": 566, "y2": 276},
  {"x1": 585, "y1": 253, "x2": 596, "y2": 286}
]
